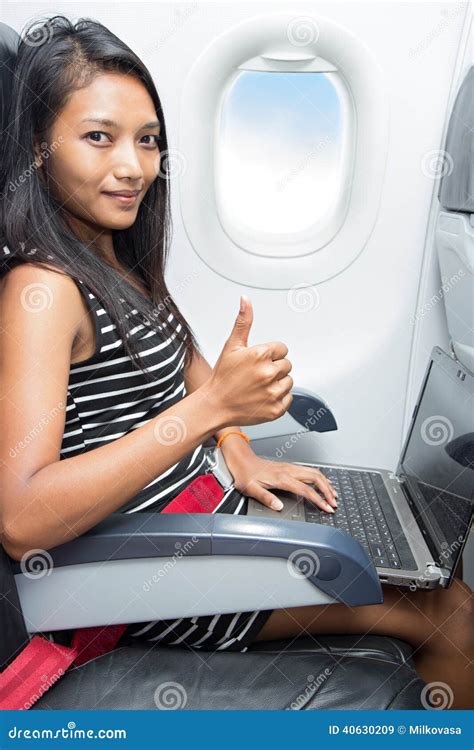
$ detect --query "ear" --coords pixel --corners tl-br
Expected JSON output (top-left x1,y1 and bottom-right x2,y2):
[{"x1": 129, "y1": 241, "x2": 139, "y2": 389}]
[
  {"x1": 33, "y1": 138, "x2": 46, "y2": 181},
  {"x1": 33, "y1": 139, "x2": 43, "y2": 167}
]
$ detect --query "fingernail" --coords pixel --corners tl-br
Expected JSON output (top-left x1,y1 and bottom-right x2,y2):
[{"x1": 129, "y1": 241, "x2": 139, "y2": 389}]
[
  {"x1": 271, "y1": 500, "x2": 284, "y2": 511},
  {"x1": 327, "y1": 505, "x2": 335, "y2": 513}
]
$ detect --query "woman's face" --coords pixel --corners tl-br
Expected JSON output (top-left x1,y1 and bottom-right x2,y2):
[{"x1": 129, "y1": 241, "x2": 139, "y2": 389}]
[{"x1": 37, "y1": 71, "x2": 162, "y2": 242}]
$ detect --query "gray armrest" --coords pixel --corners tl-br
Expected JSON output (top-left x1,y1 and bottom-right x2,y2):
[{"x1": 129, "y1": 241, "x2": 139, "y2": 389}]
[
  {"x1": 244, "y1": 387, "x2": 337, "y2": 441},
  {"x1": 13, "y1": 513, "x2": 382, "y2": 633}
]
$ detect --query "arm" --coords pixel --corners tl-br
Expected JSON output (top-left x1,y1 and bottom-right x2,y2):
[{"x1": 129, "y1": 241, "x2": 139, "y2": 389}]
[
  {"x1": 0, "y1": 265, "x2": 225, "y2": 560},
  {"x1": 183, "y1": 348, "x2": 338, "y2": 511},
  {"x1": 183, "y1": 347, "x2": 255, "y2": 467}
]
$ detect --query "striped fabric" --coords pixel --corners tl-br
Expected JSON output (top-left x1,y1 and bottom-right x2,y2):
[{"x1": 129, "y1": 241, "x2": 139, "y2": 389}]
[
  {"x1": 45, "y1": 278, "x2": 273, "y2": 652},
  {"x1": 61, "y1": 279, "x2": 209, "y2": 513}
]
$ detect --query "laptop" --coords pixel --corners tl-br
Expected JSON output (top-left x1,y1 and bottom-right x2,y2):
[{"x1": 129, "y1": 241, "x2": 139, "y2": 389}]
[{"x1": 244, "y1": 346, "x2": 473, "y2": 589}]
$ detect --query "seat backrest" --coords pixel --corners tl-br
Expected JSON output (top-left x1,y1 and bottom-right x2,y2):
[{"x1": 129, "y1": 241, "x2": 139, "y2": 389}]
[
  {"x1": 0, "y1": 23, "x2": 20, "y2": 272},
  {"x1": 0, "y1": 22, "x2": 30, "y2": 669},
  {"x1": 438, "y1": 66, "x2": 473, "y2": 214},
  {"x1": 0, "y1": 21, "x2": 19, "y2": 172},
  {"x1": 0, "y1": 544, "x2": 30, "y2": 670},
  {"x1": 435, "y1": 66, "x2": 474, "y2": 373}
]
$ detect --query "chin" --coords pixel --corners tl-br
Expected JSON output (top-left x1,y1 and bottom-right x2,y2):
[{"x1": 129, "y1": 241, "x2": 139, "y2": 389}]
[{"x1": 102, "y1": 214, "x2": 139, "y2": 230}]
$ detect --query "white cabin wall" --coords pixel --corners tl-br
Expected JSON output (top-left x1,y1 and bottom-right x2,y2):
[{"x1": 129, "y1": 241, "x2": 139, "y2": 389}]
[{"x1": 6, "y1": 2, "x2": 469, "y2": 477}]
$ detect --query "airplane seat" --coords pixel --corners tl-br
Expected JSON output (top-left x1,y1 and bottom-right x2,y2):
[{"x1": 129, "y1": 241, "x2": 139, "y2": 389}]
[
  {"x1": 1, "y1": 530, "x2": 426, "y2": 710},
  {"x1": 29, "y1": 637, "x2": 425, "y2": 711},
  {"x1": 436, "y1": 65, "x2": 474, "y2": 373},
  {"x1": 0, "y1": 22, "x2": 427, "y2": 710}
]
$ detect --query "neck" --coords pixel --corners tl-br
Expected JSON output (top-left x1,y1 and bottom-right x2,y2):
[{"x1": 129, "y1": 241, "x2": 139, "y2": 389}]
[{"x1": 63, "y1": 212, "x2": 117, "y2": 264}]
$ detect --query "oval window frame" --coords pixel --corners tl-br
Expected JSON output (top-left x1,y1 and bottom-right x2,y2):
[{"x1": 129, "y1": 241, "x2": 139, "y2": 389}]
[
  {"x1": 179, "y1": 11, "x2": 389, "y2": 289},
  {"x1": 215, "y1": 69, "x2": 354, "y2": 256}
]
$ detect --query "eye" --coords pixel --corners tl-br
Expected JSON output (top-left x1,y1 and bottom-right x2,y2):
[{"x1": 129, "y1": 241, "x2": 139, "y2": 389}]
[
  {"x1": 141, "y1": 134, "x2": 162, "y2": 148},
  {"x1": 85, "y1": 131, "x2": 110, "y2": 144}
]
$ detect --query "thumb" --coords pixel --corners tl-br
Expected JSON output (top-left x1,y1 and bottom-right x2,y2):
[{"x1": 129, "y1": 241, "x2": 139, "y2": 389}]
[{"x1": 226, "y1": 294, "x2": 253, "y2": 348}]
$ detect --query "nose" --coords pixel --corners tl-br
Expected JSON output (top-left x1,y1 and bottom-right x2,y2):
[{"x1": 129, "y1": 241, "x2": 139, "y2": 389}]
[{"x1": 111, "y1": 139, "x2": 144, "y2": 183}]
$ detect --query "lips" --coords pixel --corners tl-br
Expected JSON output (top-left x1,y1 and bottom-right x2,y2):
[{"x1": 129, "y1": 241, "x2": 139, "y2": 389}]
[
  {"x1": 102, "y1": 190, "x2": 140, "y2": 205},
  {"x1": 103, "y1": 190, "x2": 140, "y2": 197}
]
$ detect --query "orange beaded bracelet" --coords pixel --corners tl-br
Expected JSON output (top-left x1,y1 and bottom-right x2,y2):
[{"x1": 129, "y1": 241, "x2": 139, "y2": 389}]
[{"x1": 216, "y1": 431, "x2": 250, "y2": 449}]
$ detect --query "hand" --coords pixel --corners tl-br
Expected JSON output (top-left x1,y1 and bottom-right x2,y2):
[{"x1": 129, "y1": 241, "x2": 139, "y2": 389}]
[
  {"x1": 204, "y1": 296, "x2": 293, "y2": 427},
  {"x1": 229, "y1": 453, "x2": 338, "y2": 513}
]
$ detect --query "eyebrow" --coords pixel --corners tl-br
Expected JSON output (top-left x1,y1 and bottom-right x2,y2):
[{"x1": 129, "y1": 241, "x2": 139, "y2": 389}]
[{"x1": 80, "y1": 117, "x2": 161, "y2": 130}]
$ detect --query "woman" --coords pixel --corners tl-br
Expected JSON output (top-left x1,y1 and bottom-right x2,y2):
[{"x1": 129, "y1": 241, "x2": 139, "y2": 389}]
[{"x1": 0, "y1": 16, "x2": 472, "y2": 708}]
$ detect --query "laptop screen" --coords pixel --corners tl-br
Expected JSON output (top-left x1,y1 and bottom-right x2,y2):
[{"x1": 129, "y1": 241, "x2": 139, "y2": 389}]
[{"x1": 398, "y1": 348, "x2": 473, "y2": 582}]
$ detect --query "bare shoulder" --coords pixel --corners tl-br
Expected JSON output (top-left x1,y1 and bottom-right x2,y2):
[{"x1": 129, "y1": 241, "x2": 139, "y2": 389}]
[
  {"x1": 0, "y1": 262, "x2": 84, "y2": 336},
  {"x1": 0, "y1": 260, "x2": 79, "y2": 294}
]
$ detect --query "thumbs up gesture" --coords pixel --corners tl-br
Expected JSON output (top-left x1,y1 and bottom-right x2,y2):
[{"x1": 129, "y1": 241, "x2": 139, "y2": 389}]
[{"x1": 207, "y1": 295, "x2": 294, "y2": 427}]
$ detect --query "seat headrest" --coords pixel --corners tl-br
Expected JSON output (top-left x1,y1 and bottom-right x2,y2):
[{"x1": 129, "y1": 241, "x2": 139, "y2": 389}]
[
  {"x1": 438, "y1": 66, "x2": 474, "y2": 214},
  {"x1": 0, "y1": 23, "x2": 19, "y2": 147},
  {"x1": 0, "y1": 24, "x2": 20, "y2": 252}
]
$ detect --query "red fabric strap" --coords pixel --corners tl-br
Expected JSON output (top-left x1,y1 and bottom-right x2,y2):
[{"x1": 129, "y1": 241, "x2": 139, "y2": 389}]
[
  {"x1": 161, "y1": 473, "x2": 224, "y2": 513},
  {"x1": 0, "y1": 472, "x2": 225, "y2": 709}
]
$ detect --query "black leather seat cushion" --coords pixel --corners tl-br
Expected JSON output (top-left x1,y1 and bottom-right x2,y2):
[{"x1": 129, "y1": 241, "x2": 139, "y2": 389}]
[{"x1": 32, "y1": 634, "x2": 426, "y2": 710}]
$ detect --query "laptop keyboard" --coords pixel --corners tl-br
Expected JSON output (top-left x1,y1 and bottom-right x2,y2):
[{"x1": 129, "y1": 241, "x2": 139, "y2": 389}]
[{"x1": 304, "y1": 468, "x2": 417, "y2": 570}]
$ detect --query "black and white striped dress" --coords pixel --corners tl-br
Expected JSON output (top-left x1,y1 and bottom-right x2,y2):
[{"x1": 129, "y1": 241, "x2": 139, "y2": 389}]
[{"x1": 45, "y1": 278, "x2": 273, "y2": 652}]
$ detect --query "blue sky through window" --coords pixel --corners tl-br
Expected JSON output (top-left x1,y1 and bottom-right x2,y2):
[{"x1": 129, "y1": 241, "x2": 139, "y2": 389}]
[{"x1": 217, "y1": 71, "x2": 344, "y2": 236}]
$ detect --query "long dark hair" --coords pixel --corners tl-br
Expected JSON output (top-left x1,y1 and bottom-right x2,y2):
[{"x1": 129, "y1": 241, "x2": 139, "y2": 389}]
[{"x1": 0, "y1": 14, "x2": 201, "y2": 380}]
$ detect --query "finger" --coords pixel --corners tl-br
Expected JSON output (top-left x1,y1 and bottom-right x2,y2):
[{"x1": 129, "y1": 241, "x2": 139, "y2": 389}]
[
  {"x1": 281, "y1": 463, "x2": 337, "y2": 504},
  {"x1": 265, "y1": 341, "x2": 289, "y2": 361},
  {"x1": 276, "y1": 374, "x2": 293, "y2": 397},
  {"x1": 274, "y1": 358, "x2": 292, "y2": 379},
  {"x1": 275, "y1": 475, "x2": 336, "y2": 514},
  {"x1": 281, "y1": 392, "x2": 294, "y2": 411},
  {"x1": 250, "y1": 485, "x2": 284, "y2": 512},
  {"x1": 294, "y1": 465, "x2": 338, "y2": 501}
]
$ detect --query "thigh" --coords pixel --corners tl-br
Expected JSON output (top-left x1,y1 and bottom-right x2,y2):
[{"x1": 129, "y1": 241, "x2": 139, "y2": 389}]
[{"x1": 254, "y1": 578, "x2": 472, "y2": 648}]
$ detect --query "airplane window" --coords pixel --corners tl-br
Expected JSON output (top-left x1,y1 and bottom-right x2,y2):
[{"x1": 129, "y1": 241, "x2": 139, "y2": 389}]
[
  {"x1": 216, "y1": 70, "x2": 345, "y2": 240},
  {"x1": 179, "y1": 14, "x2": 387, "y2": 285}
]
